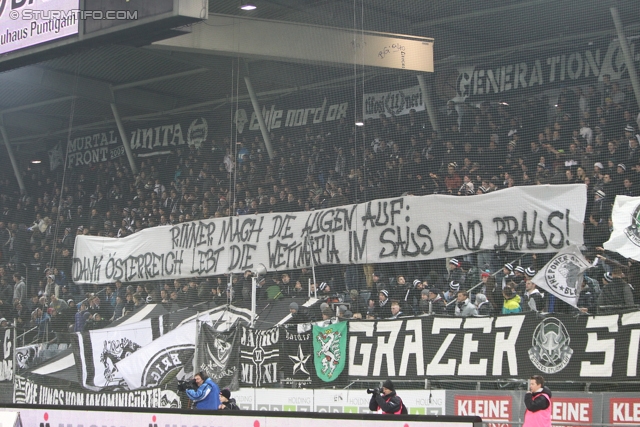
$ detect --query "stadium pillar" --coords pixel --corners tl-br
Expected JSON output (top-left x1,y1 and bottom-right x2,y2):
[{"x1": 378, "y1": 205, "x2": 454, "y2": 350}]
[
  {"x1": 244, "y1": 77, "x2": 275, "y2": 160},
  {"x1": 417, "y1": 74, "x2": 440, "y2": 133},
  {"x1": 610, "y1": 6, "x2": 640, "y2": 111},
  {"x1": 110, "y1": 103, "x2": 139, "y2": 176},
  {"x1": 0, "y1": 124, "x2": 26, "y2": 194}
]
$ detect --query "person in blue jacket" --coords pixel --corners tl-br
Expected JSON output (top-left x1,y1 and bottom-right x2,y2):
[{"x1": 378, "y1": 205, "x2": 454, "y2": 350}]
[{"x1": 186, "y1": 372, "x2": 220, "y2": 410}]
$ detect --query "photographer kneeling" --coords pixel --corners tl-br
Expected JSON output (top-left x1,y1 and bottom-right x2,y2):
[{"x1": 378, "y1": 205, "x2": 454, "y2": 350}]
[
  {"x1": 180, "y1": 372, "x2": 220, "y2": 410},
  {"x1": 367, "y1": 380, "x2": 407, "y2": 414}
]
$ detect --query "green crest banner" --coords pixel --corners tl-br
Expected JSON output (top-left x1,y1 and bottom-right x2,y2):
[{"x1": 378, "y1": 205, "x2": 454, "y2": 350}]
[{"x1": 312, "y1": 321, "x2": 347, "y2": 382}]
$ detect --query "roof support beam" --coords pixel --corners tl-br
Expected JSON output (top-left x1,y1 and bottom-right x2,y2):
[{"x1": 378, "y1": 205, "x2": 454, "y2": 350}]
[
  {"x1": 0, "y1": 96, "x2": 74, "y2": 115},
  {"x1": 411, "y1": 0, "x2": 556, "y2": 31},
  {"x1": 0, "y1": 124, "x2": 26, "y2": 194},
  {"x1": 7, "y1": 71, "x2": 377, "y2": 144},
  {"x1": 3, "y1": 112, "x2": 67, "y2": 134},
  {"x1": 434, "y1": 24, "x2": 640, "y2": 66},
  {"x1": 0, "y1": 66, "x2": 182, "y2": 113},
  {"x1": 111, "y1": 68, "x2": 208, "y2": 91},
  {"x1": 152, "y1": 14, "x2": 434, "y2": 72}
]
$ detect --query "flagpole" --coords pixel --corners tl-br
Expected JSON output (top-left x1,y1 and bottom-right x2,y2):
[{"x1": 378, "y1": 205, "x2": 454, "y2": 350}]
[
  {"x1": 306, "y1": 234, "x2": 317, "y2": 298},
  {"x1": 445, "y1": 255, "x2": 525, "y2": 307},
  {"x1": 12, "y1": 325, "x2": 16, "y2": 404},
  {"x1": 251, "y1": 276, "x2": 257, "y2": 327},
  {"x1": 194, "y1": 320, "x2": 201, "y2": 376}
]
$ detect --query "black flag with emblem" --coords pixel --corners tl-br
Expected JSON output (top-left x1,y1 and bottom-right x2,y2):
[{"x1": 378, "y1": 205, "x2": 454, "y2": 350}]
[
  {"x1": 280, "y1": 324, "x2": 314, "y2": 388},
  {"x1": 196, "y1": 323, "x2": 240, "y2": 391},
  {"x1": 239, "y1": 325, "x2": 280, "y2": 388}
]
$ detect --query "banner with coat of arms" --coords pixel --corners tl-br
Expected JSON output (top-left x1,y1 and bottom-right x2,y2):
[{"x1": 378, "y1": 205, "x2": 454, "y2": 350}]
[
  {"x1": 196, "y1": 323, "x2": 240, "y2": 391},
  {"x1": 313, "y1": 322, "x2": 347, "y2": 383}
]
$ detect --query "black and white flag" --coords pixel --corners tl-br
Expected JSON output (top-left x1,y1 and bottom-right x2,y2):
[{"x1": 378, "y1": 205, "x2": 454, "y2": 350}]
[
  {"x1": 239, "y1": 325, "x2": 280, "y2": 388},
  {"x1": 117, "y1": 318, "x2": 204, "y2": 390},
  {"x1": 196, "y1": 323, "x2": 240, "y2": 391},
  {"x1": 48, "y1": 143, "x2": 64, "y2": 171},
  {"x1": 0, "y1": 327, "x2": 13, "y2": 381},
  {"x1": 72, "y1": 317, "x2": 163, "y2": 390},
  {"x1": 530, "y1": 245, "x2": 591, "y2": 307},
  {"x1": 280, "y1": 325, "x2": 314, "y2": 388}
]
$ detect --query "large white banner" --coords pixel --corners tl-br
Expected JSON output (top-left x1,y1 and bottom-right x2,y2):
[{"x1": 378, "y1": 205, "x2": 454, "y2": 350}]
[
  {"x1": 604, "y1": 195, "x2": 640, "y2": 261},
  {"x1": 72, "y1": 184, "x2": 586, "y2": 284},
  {"x1": 363, "y1": 84, "x2": 424, "y2": 120},
  {"x1": 0, "y1": 0, "x2": 79, "y2": 56}
]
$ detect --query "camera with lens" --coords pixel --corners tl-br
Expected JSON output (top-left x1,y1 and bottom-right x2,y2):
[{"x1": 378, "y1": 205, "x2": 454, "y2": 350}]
[
  {"x1": 177, "y1": 379, "x2": 198, "y2": 392},
  {"x1": 366, "y1": 388, "x2": 381, "y2": 394}
]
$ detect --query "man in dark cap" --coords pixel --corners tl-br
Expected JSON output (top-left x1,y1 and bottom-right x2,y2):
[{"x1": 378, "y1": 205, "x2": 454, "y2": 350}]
[
  {"x1": 288, "y1": 302, "x2": 310, "y2": 324},
  {"x1": 375, "y1": 290, "x2": 392, "y2": 319},
  {"x1": 218, "y1": 389, "x2": 240, "y2": 410},
  {"x1": 368, "y1": 379, "x2": 407, "y2": 414}
]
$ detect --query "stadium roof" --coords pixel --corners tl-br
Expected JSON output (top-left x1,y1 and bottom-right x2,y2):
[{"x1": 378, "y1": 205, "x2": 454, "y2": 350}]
[{"x1": 0, "y1": 0, "x2": 638, "y2": 154}]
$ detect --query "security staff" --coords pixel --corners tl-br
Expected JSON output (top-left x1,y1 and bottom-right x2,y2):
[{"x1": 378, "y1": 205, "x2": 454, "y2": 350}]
[{"x1": 523, "y1": 375, "x2": 552, "y2": 427}]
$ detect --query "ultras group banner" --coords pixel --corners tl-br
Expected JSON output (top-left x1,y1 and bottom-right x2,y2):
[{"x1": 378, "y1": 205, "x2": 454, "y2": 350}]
[
  {"x1": 72, "y1": 184, "x2": 586, "y2": 284},
  {"x1": 348, "y1": 311, "x2": 640, "y2": 382},
  {"x1": 363, "y1": 84, "x2": 424, "y2": 120},
  {"x1": 13, "y1": 375, "x2": 181, "y2": 408}
]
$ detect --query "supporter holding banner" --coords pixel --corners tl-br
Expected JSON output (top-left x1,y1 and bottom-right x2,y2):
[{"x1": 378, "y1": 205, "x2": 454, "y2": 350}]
[{"x1": 72, "y1": 185, "x2": 586, "y2": 285}]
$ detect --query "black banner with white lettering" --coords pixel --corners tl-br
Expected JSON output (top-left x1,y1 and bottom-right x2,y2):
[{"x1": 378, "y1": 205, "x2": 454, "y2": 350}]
[
  {"x1": 14, "y1": 374, "x2": 181, "y2": 408},
  {"x1": 280, "y1": 325, "x2": 316, "y2": 388},
  {"x1": 196, "y1": 323, "x2": 240, "y2": 391},
  {"x1": 348, "y1": 312, "x2": 640, "y2": 382},
  {"x1": 439, "y1": 39, "x2": 640, "y2": 101},
  {"x1": 239, "y1": 325, "x2": 280, "y2": 388},
  {"x1": 0, "y1": 326, "x2": 13, "y2": 382}
]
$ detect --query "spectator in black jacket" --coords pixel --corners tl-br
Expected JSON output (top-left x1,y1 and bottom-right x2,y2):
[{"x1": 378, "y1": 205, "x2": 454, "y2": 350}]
[
  {"x1": 597, "y1": 269, "x2": 634, "y2": 313},
  {"x1": 219, "y1": 389, "x2": 240, "y2": 410},
  {"x1": 475, "y1": 293, "x2": 494, "y2": 316},
  {"x1": 522, "y1": 280, "x2": 545, "y2": 312}
]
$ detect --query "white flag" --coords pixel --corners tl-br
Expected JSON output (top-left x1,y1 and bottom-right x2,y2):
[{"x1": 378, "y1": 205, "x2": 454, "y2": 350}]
[
  {"x1": 73, "y1": 317, "x2": 164, "y2": 391},
  {"x1": 116, "y1": 315, "x2": 210, "y2": 390},
  {"x1": 48, "y1": 142, "x2": 64, "y2": 171},
  {"x1": 603, "y1": 195, "x2": 640, "y2": 261},
  {"x1": 530, "y1": 245, "x2": 591, "y2": 307}
]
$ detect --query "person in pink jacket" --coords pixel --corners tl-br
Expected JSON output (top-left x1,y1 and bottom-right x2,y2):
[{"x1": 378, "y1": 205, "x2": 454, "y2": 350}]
[{"x1": 523, "y1": 375, "x2": 552, "y2": 427}]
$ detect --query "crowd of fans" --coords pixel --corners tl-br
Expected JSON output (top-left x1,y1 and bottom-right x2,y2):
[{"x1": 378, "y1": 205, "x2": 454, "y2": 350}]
[{"x1": 0, "y1": 77, "x2": 639, "y2": 342}]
